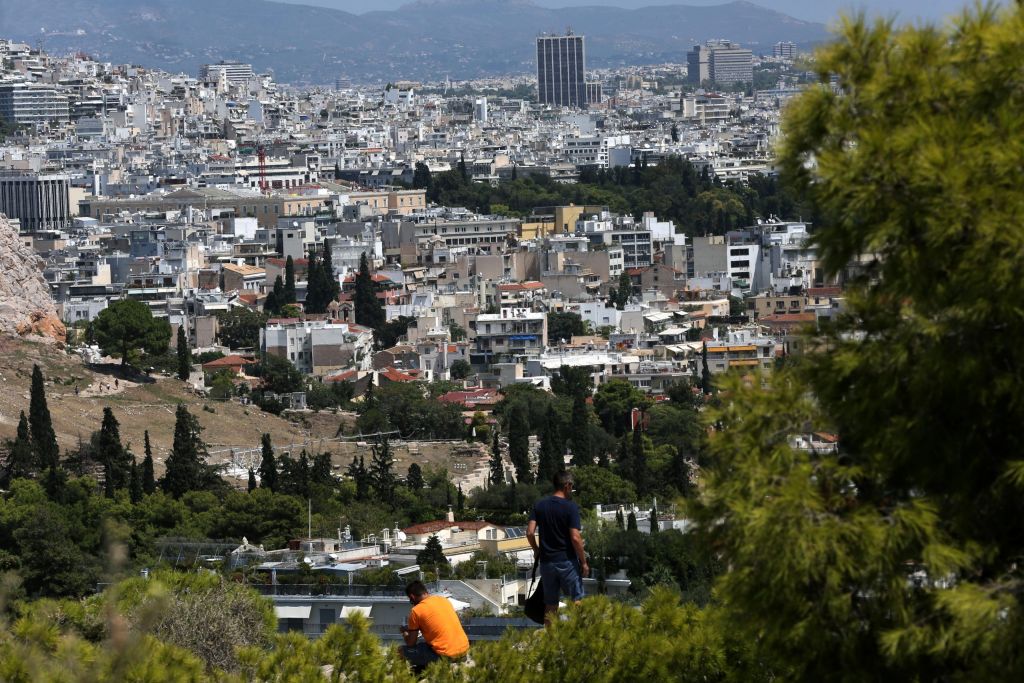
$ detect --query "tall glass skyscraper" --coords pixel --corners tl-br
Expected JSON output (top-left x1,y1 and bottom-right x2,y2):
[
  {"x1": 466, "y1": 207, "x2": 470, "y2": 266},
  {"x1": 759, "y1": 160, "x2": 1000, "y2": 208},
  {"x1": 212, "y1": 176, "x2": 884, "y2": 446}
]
[{"x1": 536, "y1": 34, "x2": 587, "y2": 108}]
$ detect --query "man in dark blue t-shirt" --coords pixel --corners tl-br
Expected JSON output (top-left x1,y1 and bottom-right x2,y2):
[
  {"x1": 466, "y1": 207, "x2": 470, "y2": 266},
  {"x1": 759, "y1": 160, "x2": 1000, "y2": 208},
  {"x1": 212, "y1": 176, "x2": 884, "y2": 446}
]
[{"x1": 527, "y1": 470, "x2": 589, "y2": 625}]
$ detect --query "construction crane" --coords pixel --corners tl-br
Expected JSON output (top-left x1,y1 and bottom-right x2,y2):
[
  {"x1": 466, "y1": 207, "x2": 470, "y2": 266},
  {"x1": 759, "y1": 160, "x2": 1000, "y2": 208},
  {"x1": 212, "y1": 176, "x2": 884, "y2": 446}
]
[{"x1": 257, "y1": 143, "x2": 268, "y2": 194}]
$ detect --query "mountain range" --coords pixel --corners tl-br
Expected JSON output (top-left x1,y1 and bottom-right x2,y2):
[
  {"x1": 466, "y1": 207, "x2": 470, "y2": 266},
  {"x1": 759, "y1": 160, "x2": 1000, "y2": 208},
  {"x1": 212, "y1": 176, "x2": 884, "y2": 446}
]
[{"x1": 0, "y1": 0, "x2": 830, "y2": 84}]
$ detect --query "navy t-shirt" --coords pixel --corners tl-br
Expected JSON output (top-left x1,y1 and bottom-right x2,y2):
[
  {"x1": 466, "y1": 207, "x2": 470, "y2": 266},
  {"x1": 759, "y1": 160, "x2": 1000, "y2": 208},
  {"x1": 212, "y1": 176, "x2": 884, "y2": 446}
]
[{"x1": 528, "y1": 495, "x2": 581, "y2": 562}]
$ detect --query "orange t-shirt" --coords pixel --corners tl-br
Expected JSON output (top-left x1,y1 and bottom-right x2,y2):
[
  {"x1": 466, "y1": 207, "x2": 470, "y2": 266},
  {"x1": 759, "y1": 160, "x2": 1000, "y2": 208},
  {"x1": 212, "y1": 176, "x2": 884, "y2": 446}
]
[{"x1": 408, "y1": 595, "x2": 469, "y2": 658}]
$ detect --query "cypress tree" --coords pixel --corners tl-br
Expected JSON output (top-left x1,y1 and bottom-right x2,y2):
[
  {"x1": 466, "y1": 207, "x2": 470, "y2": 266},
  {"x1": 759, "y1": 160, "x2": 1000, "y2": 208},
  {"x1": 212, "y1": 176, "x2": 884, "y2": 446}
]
[
  {"x1": 266, "y1": 275, "x2": 284, "y2": 315},
  {"x1": 407, "y1": 462, "x2": 424, "y2": 491},
  {"x1": 649, "y1": 502, "x2": 659, "y2": 534},
  {"x1": 615, "y1": 508, "x2": 625, "y2": 530},
  {"x1": 322, "y1": 239, "x2": 340, "y2": 302},
  {"x1": 258, "y1": 433, "x2": 277, "y2": 492},
  {"x1": 627, "y1": 511, "x2": 638, "y2": 531},
  {"x1": 570, "y1": 393, "x2": 592, "y2": 467},
  {"x1": 248, "y1": 467, "x2": 257, "y2": 492},
  {"x1": 176, "y1": 326, "x2": 191, "y2": 381},
  {"x1": 631, "y1": 423, "x2": 650, "y2": 497},
  {"x1": 97, "y1": 407, "x2": 130, "y2": 493},
  {"x1": 129, "y1": 457, "x2": 143, "y2": 503},
  {"x1": 507, "y1": 402, "x2": 532, "y2": 484},
  {"x1": 537, "y1": 403, "x2": 562, "y2": 485},
  {"x1": 305, "y1": 245, "x2": 324, "y2": 314},
  {"x1": 284, "y1": 256, "x2": 297, "y2": 304},
  {"x1": 141, "y1": 430, "x2": 156, "y2": 494},
  {"x1": 312, "y1": 452, "x2": 333, "y2": 487},
  {"x1": 29, "y1": 364, "x2": 59, "y2": 471},
  {"x1": 417, "y1": 534, "x2": 450, "y2": 577},
  {"x1": 457, "y1": 152, "x2": 468, "y2": 181},
  {"x1": 701, "y1": 342, "x2": 713, "y2": 396},
  {"x1": 457, "y1": 483, "x2": 465, "y2": 514},
  {"x1": 3, "y1": 411, "x2": 34, "y2": 485},
  {"x1": 370, "y1": 437, "x2": 396, "y2": 505},
  {"x1": 488, "y1": 430, "x2": 504, "y2": 487},
  {"x1": 353, "y1": 252, "x2": 384, "y2": 331},
  {"x1": 162, "y1": 404, "x2": 211, "y2": 498}
]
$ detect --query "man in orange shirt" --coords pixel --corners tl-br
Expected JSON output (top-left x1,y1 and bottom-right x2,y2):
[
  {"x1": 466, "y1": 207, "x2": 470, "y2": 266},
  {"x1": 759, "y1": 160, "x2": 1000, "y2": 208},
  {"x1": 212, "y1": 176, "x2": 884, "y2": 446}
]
[{"x1": 399, "y1": 580, "x2": 469, "y2": 671}]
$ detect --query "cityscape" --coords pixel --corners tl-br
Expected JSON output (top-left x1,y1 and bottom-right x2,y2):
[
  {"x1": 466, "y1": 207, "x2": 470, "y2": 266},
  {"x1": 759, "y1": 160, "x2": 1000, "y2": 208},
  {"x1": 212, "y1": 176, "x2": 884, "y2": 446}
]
[{"x1": 0, "y1": 0, "x2": 1021, "y2": 680}]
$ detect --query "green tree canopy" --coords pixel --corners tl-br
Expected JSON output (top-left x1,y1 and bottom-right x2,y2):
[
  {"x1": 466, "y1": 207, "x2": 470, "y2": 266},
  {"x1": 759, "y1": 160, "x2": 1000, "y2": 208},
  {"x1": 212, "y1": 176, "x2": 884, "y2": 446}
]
[
  {"x1": 699, "y1": 7, "x2": 1024, "y2": 679},
  {"x1": 90, "y1": 300, "x2": 171, "y2": 367},
  {"x1": 216, "y1": 307, "x2": 268, "y2": 349}
]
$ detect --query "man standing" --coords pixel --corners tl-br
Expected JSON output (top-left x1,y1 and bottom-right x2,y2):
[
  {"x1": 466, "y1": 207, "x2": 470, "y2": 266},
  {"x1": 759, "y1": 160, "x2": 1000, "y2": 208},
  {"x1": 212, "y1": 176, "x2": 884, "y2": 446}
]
[
  {"x1": 527, "y1": 470, "x2": 589, "y2": 625},
  {"x1": 399, "y1": 580, "x2": 469, "y2": 671}
]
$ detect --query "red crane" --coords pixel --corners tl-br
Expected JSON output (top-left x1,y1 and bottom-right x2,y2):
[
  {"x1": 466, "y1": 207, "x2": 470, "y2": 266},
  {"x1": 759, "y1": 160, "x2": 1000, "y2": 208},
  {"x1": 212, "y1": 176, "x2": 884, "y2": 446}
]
[{"x1": 257, "y1": 144, "x2": 268, "y2": 194}]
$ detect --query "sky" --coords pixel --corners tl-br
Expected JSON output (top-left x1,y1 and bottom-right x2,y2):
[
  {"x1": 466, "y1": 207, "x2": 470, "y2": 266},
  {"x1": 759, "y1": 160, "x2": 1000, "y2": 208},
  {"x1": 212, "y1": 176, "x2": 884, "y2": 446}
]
[{"x1": 270, "y1": 0, "x2": 996, "y2": 24}]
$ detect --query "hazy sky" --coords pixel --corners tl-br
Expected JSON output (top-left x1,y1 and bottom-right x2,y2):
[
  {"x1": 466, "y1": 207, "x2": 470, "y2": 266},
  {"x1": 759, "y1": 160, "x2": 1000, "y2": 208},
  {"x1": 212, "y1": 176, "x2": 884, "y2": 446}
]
[{"x1": 271, "y1": 0, "x2": 995, "y2": 24}]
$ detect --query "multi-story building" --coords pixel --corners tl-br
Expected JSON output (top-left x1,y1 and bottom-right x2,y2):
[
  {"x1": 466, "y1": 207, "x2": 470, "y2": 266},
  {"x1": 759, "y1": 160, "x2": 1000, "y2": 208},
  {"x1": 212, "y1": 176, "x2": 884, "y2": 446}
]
[
  {"x1": 773, "y1": 41, "x2": 797, "y2": 60},
  {"x1": 680, "y1": 94, "x2": 731, "y2": 125},
  {"x1": 0, "y1": 82, "x2": 70, "y2": 126},
  {"x1": 200, "y1": 61, "x2": 254, "y2": 84},
  {"x1": 0, "y1": 172, "x2": 72, "y2": 232},
  {"x1": 703, "y1": 328, "x2": 776, "y2": 373},
  {"x1": 687, "y1": 41, "x2": 753, "y2": 86},
  {"x1": 536, "y1": 34, "x2": 587, "y2": 108},
  {"x1": 261, "y1": 319, "x2": 373, "y2": 376},
  {"x1": 470, "y1": 308, "x2": 547, "y2": 364}
]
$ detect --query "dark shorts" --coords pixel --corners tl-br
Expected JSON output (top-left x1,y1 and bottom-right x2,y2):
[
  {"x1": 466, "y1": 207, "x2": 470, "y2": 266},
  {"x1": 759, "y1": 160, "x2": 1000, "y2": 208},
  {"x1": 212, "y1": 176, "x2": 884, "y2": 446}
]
[
  {"x1": 401, "y1": 642, "x2": 440, "y2": 668},
  {"x1": 540, "y1": 557, "x2": 584, "y2": 606}
]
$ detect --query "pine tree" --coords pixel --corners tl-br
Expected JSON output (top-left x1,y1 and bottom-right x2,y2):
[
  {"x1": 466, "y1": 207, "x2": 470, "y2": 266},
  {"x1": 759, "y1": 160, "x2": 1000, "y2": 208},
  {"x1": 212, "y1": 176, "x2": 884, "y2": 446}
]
[
  {"x1": 97, "y1": 407, "x2": 130, "y2": 493},
  {"x1": 258, "y1": 433, "x2": 277, "y2": 492},
  {"x1": 176, "y1": 326, "x2": 191, "y2": 381},
  {"x1": 570, "y1": 393, "x2": 593, "y2": 467},
  {"x1": 2, "y1": 411, "x2": 34, "y2": 485},
  {"x1": 29, "y1": 364, "x2": 59, "y2": 471},
  {"x1": 507, "y1": 402, "x2": 532, "y2": 484},
  {"x1": 284, "y1": 256, "x2": 297, "y2": 304},
  {"x1": 488, "y1": 430, "x2": 503, "y2": 487},
  {"x1": 162, "y1": 404, "x2": 214, "y2": 498},
  {"x1": 537, "y1": 403, "x2": 562, "y2": 485},
  {"x1": 129, "y1": 457, "x2": 143, "y2": 503},
  {"x1": 700, "y1": 342, "x2": 712, "y2": 396},
  {"x1": 407, "y1": 462, "x2": 424, "y2": 491},
  {"x1": 247, "y1": 468, "x2": 257, "y2": 492},
  {"x1": 141, "y1": 430, "x2": 156, "y2": 494},
  {"x1": 370, "y1": 437, "x2": 396, "y2": 505},
  {"x1": 417, "y1": 534, "x2": 450, "y2": 577}
]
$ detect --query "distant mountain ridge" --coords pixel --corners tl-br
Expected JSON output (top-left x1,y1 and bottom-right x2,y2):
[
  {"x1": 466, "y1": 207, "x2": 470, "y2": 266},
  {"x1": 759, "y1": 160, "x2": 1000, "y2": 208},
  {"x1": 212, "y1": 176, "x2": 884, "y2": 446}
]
[{"x1": 0, "y1": 0, "x2": 829, "y2": 83}]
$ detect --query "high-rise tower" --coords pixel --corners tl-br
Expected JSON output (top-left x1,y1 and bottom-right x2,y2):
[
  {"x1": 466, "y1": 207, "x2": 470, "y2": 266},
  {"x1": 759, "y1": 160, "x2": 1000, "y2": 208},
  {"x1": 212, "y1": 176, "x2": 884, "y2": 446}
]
[{"x1": 536, "y1": 33, "x2": 586, "y2": 108}]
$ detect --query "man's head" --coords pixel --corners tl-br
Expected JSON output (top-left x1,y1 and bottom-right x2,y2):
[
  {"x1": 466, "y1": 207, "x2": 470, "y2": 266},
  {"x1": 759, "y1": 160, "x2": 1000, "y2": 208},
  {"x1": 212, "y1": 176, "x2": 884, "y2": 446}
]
[
  {"x1": 553, "y1": 470, "x2": 574, "y2": 496},
  {"x1": 405, "y1": 580, "x2": 429, "y2": 604}
]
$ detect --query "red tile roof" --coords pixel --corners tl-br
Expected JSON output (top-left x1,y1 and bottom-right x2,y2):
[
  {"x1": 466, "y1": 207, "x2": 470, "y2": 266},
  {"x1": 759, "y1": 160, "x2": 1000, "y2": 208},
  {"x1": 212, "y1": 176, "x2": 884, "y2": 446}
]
[
  {"x1": 402, "y1": 520, "x2": 500, "y2": 535},
  {"x1": 438, "y1": 389, "x2": 500, "y2": 407},
  {"x1": 202, "y1": 354, "x2": 256, "y2": 369},
  {"x1": 324, "y1": 370, "x2": 357, "y2": 382},
  {"x1": 380, "y1": 367, "x2": 419, "y2": 382}
]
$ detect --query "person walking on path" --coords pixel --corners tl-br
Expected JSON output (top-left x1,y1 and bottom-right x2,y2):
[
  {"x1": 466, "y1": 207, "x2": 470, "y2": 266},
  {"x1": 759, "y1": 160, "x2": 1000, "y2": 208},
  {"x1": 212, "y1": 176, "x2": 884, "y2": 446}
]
[
  {"x1": 527, "y1": 470, "x2": 589, "y2": 626},
  {"x1": 399, "y1": 580, "x2": 469, "y2": 672}
]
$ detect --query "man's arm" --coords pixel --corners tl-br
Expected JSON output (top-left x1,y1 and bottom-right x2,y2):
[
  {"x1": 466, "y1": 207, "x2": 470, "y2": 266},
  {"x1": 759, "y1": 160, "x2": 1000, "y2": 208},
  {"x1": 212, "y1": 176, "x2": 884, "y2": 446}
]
[
  {"x1": 526, "y1": 519, "x2": 539, "y2": 556},
  {"x1": 400, "y1": 626, "x2": 420, "y2": 647},
  {"x1": 570, "y1": 528, "x2": 589, "y2": 577}
]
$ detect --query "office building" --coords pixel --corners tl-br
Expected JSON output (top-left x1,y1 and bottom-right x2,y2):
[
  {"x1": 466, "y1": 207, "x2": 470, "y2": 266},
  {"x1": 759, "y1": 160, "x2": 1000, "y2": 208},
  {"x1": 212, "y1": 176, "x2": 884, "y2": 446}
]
[
  {"x1": 773, "y1": 41, "x2": 797, "y2": 59},
  {"x1": 536, "y1": 34, "x2": 587, "y2": 108},
  {"x1": 687, "y1": 41, "x2": 753, "y2": 86},
  {"x1": 199, "y1": 61, "x2": 254, "y2": 85},
  {"x1": 0, "y1": 82, "x2": 70, "y2": 126},
  {"x1": 0, "y1": 172, "x2": 72, "y2": 232},
  {"x1": 585, "y1": 82, "x2": 603, "y2": 105}
]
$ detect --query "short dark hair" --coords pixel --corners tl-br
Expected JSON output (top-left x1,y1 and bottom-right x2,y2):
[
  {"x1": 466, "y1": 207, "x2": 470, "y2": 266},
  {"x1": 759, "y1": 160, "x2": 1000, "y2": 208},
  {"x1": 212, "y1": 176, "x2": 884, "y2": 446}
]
[
  {"x1": 553, "y1": 470, "x2": 574, "y2": 491},
  {"x1": 405, "y1": 580, "x2": 428, "y2": 598}
]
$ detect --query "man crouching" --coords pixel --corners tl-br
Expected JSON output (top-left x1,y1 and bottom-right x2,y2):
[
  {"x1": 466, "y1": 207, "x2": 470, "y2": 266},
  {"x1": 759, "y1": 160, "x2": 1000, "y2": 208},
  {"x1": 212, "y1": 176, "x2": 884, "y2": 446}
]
[{"x1": 399, "y1": 580, "x2": 469, "y2": 672}]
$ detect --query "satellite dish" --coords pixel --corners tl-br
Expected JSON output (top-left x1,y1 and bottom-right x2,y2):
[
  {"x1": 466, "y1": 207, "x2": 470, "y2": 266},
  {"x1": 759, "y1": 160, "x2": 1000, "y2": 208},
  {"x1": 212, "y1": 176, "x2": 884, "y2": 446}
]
[{"x1": 397, "y1": 531, "x2": 407, "y2": 542}]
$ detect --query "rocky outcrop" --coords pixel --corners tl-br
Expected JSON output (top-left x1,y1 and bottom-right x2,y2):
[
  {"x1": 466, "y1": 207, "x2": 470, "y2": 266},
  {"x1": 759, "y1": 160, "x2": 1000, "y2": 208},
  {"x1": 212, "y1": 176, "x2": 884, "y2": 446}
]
[{"x1": 0, "y1": 214, "x2": 66, "y2": 344}]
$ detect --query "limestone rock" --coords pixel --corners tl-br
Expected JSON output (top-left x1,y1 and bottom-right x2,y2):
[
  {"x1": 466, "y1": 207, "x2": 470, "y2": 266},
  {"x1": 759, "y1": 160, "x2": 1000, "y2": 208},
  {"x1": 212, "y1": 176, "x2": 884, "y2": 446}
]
[{"x1": 0, "y1": 214, "x2": 66, "y2": 344}]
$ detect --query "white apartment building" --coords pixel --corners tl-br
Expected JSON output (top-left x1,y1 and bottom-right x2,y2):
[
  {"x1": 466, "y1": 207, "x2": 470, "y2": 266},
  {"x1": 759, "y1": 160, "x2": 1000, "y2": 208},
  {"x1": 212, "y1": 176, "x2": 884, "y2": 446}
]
[
  {"x1": 471, "y1": 308, "x2": 548, "y2": 364},
  {"x1": 261, "y1": 319, "x2": 373, "y2": 376}
]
